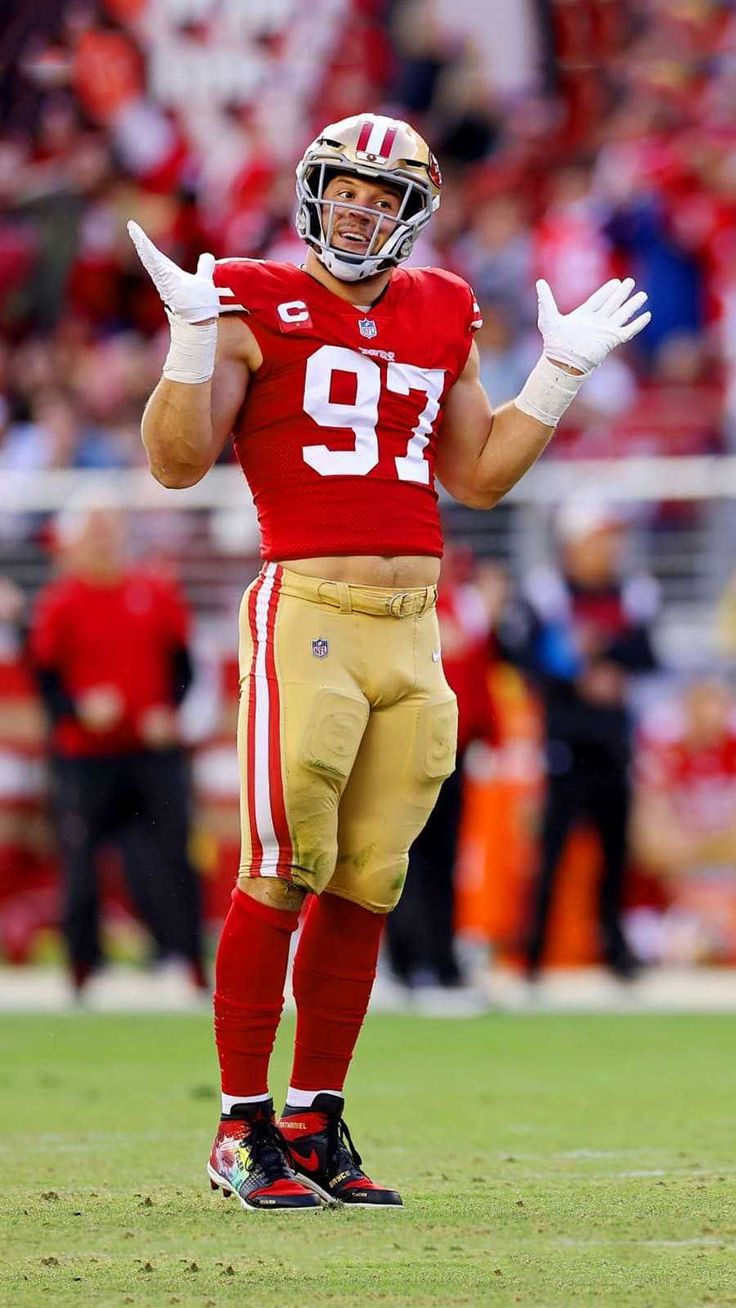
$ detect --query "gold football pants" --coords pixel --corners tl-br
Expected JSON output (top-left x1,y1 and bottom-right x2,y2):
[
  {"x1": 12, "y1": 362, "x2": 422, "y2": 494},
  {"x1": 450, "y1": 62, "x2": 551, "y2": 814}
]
[{"x1": 236, "y1": 564, "x2": 458, "y2": 913}]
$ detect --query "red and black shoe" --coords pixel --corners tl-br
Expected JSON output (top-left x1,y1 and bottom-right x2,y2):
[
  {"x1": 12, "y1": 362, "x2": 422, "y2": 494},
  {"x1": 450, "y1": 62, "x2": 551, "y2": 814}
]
[
  {"x1": 207, "y1": 1099, "x2": 322, "y2": 1212},
  {"x1": 278, "y1": 1093, "x2": 403, "y2": 1208}
]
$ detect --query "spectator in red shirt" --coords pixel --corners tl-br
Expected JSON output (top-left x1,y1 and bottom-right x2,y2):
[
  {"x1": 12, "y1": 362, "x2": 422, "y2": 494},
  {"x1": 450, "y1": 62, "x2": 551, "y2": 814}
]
[
  {"x1": 633, "y1": 678, "x2": 736, "y2": 880},
  {"x1": 28, "y1": 503, "x2": 204, "y2": 996}
]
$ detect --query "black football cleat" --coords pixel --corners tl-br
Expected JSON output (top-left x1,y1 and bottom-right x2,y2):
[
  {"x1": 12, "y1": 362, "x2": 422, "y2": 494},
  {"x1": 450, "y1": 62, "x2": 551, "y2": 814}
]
[
  {"x1": 207, "y1": 1098, "x2": 322, "y2": 1212},
  {"x1": 278, "y1": 1093, "x2": 403, "y2": 1208}
]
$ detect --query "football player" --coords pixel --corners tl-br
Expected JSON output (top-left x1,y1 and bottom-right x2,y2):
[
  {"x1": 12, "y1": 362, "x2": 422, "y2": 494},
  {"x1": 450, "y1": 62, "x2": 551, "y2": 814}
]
[{"x1": 129, "y1": 114, "x2": 650, "y2": 1212}]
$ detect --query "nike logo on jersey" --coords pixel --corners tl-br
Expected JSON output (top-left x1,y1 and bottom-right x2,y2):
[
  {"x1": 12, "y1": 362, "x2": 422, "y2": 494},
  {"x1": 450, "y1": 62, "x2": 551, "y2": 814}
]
[
  {"x1": 432, "y1": 649, "x2": 441, "y2": 662},
  {"x1": 291, "y1": 1146, "x2": 320, "y2": 1171}
]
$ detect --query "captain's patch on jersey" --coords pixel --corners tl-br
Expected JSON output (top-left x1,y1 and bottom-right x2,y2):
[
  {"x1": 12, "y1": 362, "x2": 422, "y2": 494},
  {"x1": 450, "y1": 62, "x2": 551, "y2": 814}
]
[
  {"x1": 358, "y1": 318, "x2": 377, "y2": 339},
  {"x1": 277, "y1": 300, "x2": 313, "y2": 332},
  {"x1": 312, "y1": 638, "x2": 329, "y2": 659}
]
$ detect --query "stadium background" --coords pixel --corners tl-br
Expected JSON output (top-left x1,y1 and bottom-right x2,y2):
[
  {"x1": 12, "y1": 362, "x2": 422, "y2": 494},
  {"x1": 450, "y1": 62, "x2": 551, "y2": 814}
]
[{"x1": 2, "y1": 0, "x2": 736, "y2": 984}]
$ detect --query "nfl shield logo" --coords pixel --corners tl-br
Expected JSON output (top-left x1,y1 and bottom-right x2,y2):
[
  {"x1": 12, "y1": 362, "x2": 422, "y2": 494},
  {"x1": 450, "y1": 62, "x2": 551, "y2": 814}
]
[
  {"x1": 358, "y1": 318, "x2": 377, "y2": 339},
  {"x1": 312, "y1": 638, "x2": 329, "y2": 659}
]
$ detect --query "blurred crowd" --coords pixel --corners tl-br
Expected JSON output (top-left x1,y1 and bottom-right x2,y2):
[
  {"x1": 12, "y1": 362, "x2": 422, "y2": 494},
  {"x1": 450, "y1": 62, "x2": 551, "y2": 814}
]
[
  {"x1": 2, "y1": 0, "x2": 736, "y2": 989},
  {"x1": 3, "y1": 0, "x2": 736, "y2": 478}
]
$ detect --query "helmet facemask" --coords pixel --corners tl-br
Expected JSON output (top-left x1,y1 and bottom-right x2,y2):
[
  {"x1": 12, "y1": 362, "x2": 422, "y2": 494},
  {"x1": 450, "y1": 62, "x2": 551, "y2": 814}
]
[{"x1": 296, "y1": 156, "x2": 437, "y2": 283}]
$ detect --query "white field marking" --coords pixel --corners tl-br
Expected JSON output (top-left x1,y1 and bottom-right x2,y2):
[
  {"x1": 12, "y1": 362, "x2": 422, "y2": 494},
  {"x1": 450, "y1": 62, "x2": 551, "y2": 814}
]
[
  {"x1": 0, "y1": 1129, "x2": 172, "y2": 1153},
  {"x1": 616, "y1": 1168, "x2": 666, "y2": 1177},
  {"x1": 557, "y1": 1149, "x2": 635, "y2": 1159}
]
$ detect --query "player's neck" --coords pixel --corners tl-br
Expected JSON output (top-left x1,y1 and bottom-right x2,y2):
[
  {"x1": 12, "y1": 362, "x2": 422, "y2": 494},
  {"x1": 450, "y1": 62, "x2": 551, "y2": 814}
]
[{"x1": 303, "y1": 249, "x2": 392, "y2": 307}]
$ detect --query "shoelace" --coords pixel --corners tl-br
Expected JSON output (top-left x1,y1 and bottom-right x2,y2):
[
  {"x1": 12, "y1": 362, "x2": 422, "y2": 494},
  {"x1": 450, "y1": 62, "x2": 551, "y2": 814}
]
[
  {"x1": 244, "y1": 1118, "x2": 295, "y2": 1182},
  {"x1": 326, "y1": 1115, "x2": 364, "y2": 1175}
]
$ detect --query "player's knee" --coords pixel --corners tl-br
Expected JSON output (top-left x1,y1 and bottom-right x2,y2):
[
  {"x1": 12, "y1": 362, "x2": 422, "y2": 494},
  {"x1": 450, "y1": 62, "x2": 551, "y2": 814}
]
[{"x1": 330, "y1": 856, "x2": 409, "y2": 913}]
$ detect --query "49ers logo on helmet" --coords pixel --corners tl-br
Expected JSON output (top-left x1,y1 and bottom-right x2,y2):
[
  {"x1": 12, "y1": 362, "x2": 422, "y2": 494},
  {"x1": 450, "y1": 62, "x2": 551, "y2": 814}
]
[{"x1": 428, "y1": 152, "x2": 442, "y2": 189}]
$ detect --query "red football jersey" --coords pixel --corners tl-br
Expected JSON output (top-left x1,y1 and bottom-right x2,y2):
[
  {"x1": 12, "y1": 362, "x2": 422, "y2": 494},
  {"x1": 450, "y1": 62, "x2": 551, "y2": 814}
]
[
  {"x1": 29, "y1": 569, "x2": 190, "y2": 756},
  {"x1": 213, "y1": 260, "x2": 481, "y2": 559}
]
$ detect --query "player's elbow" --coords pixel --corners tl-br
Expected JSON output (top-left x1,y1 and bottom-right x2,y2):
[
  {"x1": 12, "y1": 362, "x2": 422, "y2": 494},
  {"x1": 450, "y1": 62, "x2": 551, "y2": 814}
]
[
  {"x1": 461, "y1": 488, "x2": 505, "y2": 510},
  {"x1": 150, "y1": 461, "x2": 208, "y2": 489},
  {"x1": 441, "y1": 478, "x2": 504, "y2": 510}
]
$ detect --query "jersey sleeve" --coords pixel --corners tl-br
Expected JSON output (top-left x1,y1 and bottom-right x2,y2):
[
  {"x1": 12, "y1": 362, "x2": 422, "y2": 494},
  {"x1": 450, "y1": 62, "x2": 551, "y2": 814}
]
[
  {"x1": 213, "y1": 258, "x2": 266, "y2": 315},
  {"x1": 419, "y1": 268, "x2": 483, "y2": 381},
  {"x1": 467, "y1": 284, "x2": 483, "y2": 334}
]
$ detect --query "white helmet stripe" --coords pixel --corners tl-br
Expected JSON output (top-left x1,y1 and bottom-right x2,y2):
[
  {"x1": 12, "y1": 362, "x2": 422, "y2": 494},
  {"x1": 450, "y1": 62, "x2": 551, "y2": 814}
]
[{"x1": 359, "y1": 117, "x2": 398, "y2": 159}]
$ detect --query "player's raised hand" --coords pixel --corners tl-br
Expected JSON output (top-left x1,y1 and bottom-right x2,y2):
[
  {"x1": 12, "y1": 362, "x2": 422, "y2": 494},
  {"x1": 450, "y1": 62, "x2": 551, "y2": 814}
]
[
  {"x1": 536, "y1": 277, "x2": 651, "y2": 374},
  {"x1": 127, "y1": 220, "x2": 219, "y2": 324}
]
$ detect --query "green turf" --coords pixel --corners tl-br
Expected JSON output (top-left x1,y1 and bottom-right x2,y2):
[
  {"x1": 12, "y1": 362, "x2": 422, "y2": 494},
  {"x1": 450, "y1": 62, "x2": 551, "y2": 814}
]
[{"x1": 0, "y1": 1012, "x2": 734, "y2": 1308}]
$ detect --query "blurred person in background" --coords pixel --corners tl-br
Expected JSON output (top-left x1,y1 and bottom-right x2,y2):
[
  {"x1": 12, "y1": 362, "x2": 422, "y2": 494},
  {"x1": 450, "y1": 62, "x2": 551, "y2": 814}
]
[
  {"x1": 500, "y1": 496, "x2": 659, "y2": 980},
  {"x1": 128, "y1": 105, "x2": 649, "y2": 1213},
  {"x1": 474, "y1": 302, "x2": 539, "y2": 408},
  {"x1": 716, "y1": 568, "x2": 736, "y2": 658},
  {"x1": 455, "y1": 195, "x2": 535, "y2": 336},
  {"x1": 28, "y1": 503, "x2": 205, "y2": 999},
  {"x1": 632, "y1": 678, "x2": 736, "y2": 963},
  {"x1": 385, "y1": 545, "x2": 500, "y2": 1011}
]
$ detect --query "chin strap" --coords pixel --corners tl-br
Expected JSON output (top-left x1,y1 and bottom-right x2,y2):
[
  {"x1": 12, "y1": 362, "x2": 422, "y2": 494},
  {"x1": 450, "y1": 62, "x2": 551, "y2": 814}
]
[{"x1": 317, "y1": 245, "x2": 390, "y2": 284}]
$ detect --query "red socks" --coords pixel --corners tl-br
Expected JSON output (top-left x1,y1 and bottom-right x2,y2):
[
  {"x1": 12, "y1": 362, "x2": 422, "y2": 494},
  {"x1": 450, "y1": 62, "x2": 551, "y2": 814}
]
[
  {"x1": 290, "y1": 893, "x2": 385, "y2": 1094},
  {"x1": 213, "y1": 887, "x2": 384, "y2": 1101},
  {"x1": 214, "y1": 887, "x2": 299, "y2": 1098}
]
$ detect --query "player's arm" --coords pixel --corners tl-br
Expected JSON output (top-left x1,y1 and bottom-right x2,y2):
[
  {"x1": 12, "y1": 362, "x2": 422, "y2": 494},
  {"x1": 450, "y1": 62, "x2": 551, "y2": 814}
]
[
  {"x1": 436, "y1": 278, "x2": 651, "y2": 510},
  {"x1": 141, "y1": 318, "x2": 256, "y2": 487},
  {"x1": 129, "y1": 222, "x2": 259, "y2": 488},
  {"x1": 435, "y1": 343, "x2": 553, "y2": 509}
]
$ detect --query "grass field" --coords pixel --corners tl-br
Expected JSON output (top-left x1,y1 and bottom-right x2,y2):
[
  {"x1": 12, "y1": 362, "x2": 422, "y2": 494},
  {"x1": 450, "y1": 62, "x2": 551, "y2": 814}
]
[{"x1": 1, "y1": 1011, "x2": 735, "y2": 1308}]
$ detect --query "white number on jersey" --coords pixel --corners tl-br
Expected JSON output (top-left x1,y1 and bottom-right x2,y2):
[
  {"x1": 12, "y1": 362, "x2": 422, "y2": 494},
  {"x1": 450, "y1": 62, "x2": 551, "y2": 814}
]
[{"x1": 301, "y1": 345, "x2": 445, "y2": 482}]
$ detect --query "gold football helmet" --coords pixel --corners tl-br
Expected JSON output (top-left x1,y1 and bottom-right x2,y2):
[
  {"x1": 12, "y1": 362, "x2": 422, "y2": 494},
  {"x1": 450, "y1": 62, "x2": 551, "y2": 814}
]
[{"x1": 295, "y1": 113, "x2": 442, "y2": 282}]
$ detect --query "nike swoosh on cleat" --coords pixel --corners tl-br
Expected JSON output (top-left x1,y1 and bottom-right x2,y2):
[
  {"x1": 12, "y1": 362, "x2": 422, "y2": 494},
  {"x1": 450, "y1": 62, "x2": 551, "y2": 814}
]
[{"x1": 290, "y1": 1147, "x2": 320, "y2": 1171}]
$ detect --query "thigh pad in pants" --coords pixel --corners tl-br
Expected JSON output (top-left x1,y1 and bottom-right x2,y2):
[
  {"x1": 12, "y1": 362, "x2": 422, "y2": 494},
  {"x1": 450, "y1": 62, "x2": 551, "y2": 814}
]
[{"x1": 328, "y1": 693, "x2": 458, "y2": 913}]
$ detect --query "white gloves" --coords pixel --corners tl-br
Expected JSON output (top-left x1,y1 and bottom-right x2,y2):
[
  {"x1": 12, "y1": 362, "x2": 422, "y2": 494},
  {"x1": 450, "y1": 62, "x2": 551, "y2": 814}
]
[
  {"x1": 127, "y1": 220, "x2": 219, "y2": 324},
  {"x1": 127, "y1": 220, "x2": 219, "y2": 383},
  {"x1": 515, "y1": 276, "x2": 652, "y2": 427},
  {"x1": 537, "y1": 277, "x2": 651, "y2": 375}
]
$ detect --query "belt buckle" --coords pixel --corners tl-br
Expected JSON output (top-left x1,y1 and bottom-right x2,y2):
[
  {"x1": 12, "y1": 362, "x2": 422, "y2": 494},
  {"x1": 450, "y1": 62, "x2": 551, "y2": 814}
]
[{"x1": 388, "y1": 591, "x2": 413, "y2": 618}]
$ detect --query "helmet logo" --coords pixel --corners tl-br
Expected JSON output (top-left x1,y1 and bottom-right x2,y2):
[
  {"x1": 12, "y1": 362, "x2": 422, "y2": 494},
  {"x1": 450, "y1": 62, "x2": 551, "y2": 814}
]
[
  {"x1": 358, "y1": 318, "x2": 378, "y2": 339},
  {"x1": 428, "y1": 152, "x2": 442, "y2": 188}
]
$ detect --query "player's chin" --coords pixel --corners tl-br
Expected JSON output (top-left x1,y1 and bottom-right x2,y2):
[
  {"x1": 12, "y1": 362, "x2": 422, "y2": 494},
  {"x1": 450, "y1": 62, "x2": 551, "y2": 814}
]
[{"x1": 332, "y1": 238, "x2": 371, "y2": 255}]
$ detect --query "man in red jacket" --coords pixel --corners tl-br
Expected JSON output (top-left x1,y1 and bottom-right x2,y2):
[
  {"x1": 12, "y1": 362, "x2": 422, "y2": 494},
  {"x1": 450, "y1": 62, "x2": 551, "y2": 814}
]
[{"x1": 29, "y1": 504, "x2": 204, "y2": 996}]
